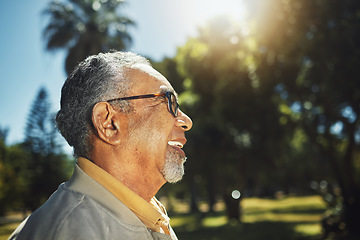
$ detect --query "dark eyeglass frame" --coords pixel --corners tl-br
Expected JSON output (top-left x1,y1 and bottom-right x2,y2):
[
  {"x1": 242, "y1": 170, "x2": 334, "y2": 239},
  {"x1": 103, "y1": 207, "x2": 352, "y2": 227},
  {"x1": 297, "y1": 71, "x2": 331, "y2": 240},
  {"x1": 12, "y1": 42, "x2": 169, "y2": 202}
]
[{"x1": 106, "y1": 91, "x2": 179, "y2": 117}]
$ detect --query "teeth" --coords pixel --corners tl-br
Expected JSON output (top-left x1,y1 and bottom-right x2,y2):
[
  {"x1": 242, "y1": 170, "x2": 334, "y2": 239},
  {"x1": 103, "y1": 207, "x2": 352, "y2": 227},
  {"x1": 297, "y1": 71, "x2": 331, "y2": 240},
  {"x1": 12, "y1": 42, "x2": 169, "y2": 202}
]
[{"x1": 168, "y1": 141, "x2": 183, "y2": 148}]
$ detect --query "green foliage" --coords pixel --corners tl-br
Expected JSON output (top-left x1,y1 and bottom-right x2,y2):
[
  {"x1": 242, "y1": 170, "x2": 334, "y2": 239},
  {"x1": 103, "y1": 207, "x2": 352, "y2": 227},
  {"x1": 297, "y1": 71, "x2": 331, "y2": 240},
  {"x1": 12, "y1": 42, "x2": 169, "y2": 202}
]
[
  {"x1": 0, "y1": 138, "x2": 30, "y2": 215},
  {"x1": 0, "y1": 133, "x2": 72, "y2": 215},
  {"x1": 24, "y1": 87, "x2": 58, "y2": 156},
  {"x1": 173, "y1": 14, "x2": 300, "y2": 213},
  {"x1": 1, "y1": 87, "x2": 73, "y2": 214},
  {"x1": 0, "y1": 127, "x2": 9, "y2": 141},
  {"x1": 22, "y1": 87, "x2": 72, "y2": 211},
  {"x1": 171, "y1": 196, "x2": 327, "y2": 240},
  {"x1": 43, "y1": 0, "x2": 134, "y2": 75},
  {"x1": 154, "y1": 0, "x2": 360, "y2": 236}
]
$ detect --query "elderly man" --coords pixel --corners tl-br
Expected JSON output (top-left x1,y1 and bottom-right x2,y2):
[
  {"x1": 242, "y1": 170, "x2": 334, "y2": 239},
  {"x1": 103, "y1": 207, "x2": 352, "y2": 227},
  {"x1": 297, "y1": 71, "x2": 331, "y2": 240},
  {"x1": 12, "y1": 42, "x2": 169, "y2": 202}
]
[{"x1": 10, "y1": 52, "x2": 192, "y2": 240}]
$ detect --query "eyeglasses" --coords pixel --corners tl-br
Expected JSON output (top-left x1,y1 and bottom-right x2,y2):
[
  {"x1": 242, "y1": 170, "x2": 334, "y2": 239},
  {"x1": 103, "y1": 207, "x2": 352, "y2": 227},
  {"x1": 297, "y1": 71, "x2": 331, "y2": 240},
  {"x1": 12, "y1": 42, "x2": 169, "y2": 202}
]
[{"x1": 106, "y1": 91, "x2": 179, "y2": 117}]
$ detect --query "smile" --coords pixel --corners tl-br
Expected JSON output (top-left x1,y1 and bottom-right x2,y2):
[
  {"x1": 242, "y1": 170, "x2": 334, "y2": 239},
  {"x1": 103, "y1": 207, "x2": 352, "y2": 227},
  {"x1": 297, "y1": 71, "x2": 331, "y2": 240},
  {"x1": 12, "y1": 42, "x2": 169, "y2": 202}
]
[
  {"x1": 167, "y1": 140, "x2": 186, "y2": 157},
  {"x1": 167, "y1": 141, "x2": 184, "y2": 148}
]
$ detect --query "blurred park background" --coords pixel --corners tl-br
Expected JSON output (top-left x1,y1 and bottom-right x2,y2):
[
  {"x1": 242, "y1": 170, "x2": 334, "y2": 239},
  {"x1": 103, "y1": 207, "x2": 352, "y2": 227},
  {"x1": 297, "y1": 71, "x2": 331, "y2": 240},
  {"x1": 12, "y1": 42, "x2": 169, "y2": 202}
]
[{"x1": 1, "y1": 0, "x2": 360, "y2": 239}]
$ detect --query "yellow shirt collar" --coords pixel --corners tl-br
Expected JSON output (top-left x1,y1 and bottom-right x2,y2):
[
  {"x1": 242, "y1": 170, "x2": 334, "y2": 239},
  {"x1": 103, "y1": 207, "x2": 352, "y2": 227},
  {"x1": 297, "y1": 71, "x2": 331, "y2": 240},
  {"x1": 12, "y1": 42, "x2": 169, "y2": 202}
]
[{"x1": 77, "y1": 157, "x2": 170, "y2": 233}]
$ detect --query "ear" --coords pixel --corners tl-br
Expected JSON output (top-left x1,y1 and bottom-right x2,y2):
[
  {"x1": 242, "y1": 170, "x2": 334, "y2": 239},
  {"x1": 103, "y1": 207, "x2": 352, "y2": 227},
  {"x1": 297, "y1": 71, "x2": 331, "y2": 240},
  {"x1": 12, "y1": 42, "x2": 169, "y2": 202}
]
[{"x1": 92, "y1": 102, "x2": 122, "y2": 145}]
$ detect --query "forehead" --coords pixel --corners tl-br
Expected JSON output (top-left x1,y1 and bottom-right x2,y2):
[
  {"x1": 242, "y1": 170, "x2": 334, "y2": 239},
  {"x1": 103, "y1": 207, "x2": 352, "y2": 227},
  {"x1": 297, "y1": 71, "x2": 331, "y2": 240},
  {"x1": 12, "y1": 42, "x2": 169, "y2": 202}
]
[{"x1": 127, "y1": 63, "x2": 175, "y2": 94}]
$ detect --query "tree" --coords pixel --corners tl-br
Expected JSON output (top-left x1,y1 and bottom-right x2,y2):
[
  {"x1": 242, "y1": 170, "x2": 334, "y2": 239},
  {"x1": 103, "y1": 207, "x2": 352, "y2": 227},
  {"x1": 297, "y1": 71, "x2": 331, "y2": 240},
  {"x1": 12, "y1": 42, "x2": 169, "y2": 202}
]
[
  {"x1": 275, "y1": 0, "x2": 360, "y2": 235},
  {"x1": 245, "y1": 0, "x2": 360, "y2": 235},
  {"x1": 23, "y1": 87, "x2": 70, "y2": 211},
  {"x1": 24, "y1": 87, "x2": 58, "y2": 156},
  {"x1": 173, "y1": 16, "x2": 292, "y2": 219},
  {"x1": 43, "y1": 0, "x2": 135, "y2": 75},
  {"x1": 0, "y1": 126, "x2": 9, "y2": 141},
  {"x1": 0, "y1": 128, "x2": 30, "y2": 215},
  {"x1": 170, "y1": 2, "x2": 360, "y2": 234}
]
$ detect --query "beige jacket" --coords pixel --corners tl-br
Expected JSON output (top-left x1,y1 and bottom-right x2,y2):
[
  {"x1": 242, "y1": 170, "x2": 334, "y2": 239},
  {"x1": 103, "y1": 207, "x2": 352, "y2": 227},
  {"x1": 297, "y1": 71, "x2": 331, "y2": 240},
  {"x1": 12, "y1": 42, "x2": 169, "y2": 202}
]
[{"x1": 9, "y1": 165, "x2": 174, "y2": 240}]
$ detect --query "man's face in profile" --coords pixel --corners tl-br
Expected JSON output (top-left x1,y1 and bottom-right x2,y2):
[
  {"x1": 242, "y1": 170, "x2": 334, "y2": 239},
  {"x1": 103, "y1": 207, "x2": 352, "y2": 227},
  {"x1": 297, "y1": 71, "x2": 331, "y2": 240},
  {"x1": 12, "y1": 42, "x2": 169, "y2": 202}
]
[{"x1": 116, "y1": 64, "x2": 192, "y2": 184}]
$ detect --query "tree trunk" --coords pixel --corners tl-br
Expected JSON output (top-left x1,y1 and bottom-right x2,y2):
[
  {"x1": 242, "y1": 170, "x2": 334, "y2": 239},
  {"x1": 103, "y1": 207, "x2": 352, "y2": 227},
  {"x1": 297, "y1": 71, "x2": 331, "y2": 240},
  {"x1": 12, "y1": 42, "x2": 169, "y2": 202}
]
[
  {"x1": 223, "y1": 192, "x2": 241, "y2": 222},
  {"x1": 343, "y1": 191, "x2": 360, "y2": 235},
  {"x1": 190, "y1": 176, "x2": 199, "y2": 213},
  {"x1": 339, "y1": 116, "x2": 360, "y2": 235}
]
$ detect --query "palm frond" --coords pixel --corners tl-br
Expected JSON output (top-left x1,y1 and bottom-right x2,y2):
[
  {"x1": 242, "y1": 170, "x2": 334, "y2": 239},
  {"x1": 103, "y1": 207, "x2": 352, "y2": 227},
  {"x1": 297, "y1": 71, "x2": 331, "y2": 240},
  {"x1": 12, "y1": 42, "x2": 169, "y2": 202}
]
[{"x1": 43, "y1": 0, "x2": 135, "y2": 75}]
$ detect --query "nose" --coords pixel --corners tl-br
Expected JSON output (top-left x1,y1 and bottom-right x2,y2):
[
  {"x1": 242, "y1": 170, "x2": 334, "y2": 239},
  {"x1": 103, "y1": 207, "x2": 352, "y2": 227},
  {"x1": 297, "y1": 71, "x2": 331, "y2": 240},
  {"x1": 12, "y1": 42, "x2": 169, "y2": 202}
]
[{"x1": 175, "y1": 109, "x2": 193, "y2": 131}]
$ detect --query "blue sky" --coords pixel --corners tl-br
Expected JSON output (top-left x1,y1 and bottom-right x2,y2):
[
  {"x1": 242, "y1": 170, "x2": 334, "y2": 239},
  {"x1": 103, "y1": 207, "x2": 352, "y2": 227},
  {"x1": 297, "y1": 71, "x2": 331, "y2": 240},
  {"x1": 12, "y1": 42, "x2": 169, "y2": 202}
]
[{"x1": 0, "y1": 0, "x2": 246, "y2": 150}]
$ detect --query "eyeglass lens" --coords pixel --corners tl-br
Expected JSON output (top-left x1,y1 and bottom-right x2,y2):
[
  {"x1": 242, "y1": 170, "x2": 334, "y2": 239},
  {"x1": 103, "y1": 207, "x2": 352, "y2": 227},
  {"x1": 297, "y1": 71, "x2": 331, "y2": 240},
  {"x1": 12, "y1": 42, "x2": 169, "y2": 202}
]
[{"x1": 168, "y1": 92, "x2": 178, "y2": 117}]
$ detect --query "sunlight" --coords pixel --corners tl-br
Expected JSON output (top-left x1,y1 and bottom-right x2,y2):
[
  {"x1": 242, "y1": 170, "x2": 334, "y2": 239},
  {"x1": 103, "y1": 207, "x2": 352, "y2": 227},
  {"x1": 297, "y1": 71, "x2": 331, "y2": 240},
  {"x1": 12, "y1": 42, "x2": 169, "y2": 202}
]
[
  {"x1": 294, "y1": 224, "x2": 322, "y2": 236},
  {"x1": 167, "y1": 0, "x2": 249, "y2": 37},
  {"x1": 125, "y1": 0, "x2": 253, "y2": 61}
]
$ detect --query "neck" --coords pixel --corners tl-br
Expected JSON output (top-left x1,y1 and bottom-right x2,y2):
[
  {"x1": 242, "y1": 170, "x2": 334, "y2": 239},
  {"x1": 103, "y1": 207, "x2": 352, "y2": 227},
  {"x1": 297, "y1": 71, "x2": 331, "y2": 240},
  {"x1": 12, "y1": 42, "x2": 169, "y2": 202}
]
[
  {"x1": 90, "y1": 145, "x2": 166, "y2": 202},
  {"x1": 113, "y1": 170, "x2": 166, "y2": 202}
]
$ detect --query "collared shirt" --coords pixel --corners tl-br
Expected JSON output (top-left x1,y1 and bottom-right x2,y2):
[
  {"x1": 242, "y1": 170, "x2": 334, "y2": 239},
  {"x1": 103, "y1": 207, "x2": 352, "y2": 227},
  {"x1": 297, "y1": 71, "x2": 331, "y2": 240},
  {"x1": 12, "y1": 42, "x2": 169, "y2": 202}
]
[
  {"x1": 77, "y1": 157, "x2": 171, "y2": 235},
  {"x1": 10, "y1": 163, "x2": 174, "y2": 240}
]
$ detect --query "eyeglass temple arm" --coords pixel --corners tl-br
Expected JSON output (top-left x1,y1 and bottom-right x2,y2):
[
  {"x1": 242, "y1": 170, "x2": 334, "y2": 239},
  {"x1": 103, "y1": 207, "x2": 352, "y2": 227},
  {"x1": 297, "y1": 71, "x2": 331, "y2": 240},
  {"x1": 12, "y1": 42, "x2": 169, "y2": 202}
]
[{"x1": 107, "y1": 93, "x2": 165, "y2": 102}]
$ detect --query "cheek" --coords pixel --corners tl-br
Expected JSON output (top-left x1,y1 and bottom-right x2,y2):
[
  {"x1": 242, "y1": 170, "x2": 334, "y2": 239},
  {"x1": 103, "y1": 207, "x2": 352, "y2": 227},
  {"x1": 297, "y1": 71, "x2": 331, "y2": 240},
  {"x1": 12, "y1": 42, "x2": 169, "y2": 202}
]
[{"x1": 130, "y1": 114, "x2": 172, "y2": 154}]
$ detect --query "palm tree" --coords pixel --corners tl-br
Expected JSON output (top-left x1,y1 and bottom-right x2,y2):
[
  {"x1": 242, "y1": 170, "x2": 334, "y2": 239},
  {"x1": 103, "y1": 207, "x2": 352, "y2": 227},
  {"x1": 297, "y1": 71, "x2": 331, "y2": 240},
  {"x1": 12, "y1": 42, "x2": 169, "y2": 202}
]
[{"x1": 43, "y1": 0, "x2": 135, "y2": 75}]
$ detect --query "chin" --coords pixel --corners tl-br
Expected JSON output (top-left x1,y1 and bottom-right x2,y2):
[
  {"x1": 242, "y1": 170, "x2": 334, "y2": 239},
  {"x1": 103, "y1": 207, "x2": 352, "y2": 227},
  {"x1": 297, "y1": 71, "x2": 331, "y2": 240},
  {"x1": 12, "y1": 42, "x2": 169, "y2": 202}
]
[{"x1": 161, "y1": 151, "x2": 187, "y2": 183}]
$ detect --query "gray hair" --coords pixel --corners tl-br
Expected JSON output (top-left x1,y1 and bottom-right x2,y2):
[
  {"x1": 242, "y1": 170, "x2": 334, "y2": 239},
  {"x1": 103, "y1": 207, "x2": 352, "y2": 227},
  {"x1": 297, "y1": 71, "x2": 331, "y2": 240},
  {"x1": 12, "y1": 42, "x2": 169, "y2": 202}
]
[{"x1": 56, "y1": 51, "x2": 150, "y2": 158}]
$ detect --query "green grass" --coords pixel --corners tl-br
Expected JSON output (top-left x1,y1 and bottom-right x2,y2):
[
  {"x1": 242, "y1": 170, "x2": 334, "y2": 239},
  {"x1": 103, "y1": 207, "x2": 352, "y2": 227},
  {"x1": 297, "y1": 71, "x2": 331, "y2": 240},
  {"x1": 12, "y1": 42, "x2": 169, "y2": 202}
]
[
  {"x1": 1, "y1": 195, "x2": 326, "y2": 240},
  {"x1": 171, "y1": 195, "x2": 327, "y2": 240},
  {"x1": 0, "y1": 223, "x2": 18, "y2": 240}
]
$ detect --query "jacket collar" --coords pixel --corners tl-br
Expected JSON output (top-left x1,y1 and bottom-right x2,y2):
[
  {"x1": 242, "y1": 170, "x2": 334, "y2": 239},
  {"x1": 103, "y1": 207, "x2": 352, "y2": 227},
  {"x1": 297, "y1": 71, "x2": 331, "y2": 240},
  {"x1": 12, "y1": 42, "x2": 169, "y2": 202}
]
[{"x1": 65, "y1": 164, "x2": 145, "y2": 227}]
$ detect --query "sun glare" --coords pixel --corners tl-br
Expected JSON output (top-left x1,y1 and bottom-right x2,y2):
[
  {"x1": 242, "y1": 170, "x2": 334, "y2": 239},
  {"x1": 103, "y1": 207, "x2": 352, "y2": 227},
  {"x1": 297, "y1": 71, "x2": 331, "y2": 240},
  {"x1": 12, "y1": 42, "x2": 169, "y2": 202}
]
[
  {"x1": 173, "y1": 0, "x2": 248, "y2": 37},
  {"x1": 126, "y1": 0, "x2": 252, "y2": 60}
]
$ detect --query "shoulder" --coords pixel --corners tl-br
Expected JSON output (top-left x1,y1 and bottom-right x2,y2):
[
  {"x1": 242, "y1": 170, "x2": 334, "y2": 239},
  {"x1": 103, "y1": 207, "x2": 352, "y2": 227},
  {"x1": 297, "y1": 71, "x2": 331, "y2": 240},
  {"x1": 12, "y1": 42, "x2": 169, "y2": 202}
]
[
  {"x1": 12, "y1": 184, "x2": 154, "y2": 240},
  {"x1": 12, "y1": 184, "x2": 88, "y2": 239}
]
